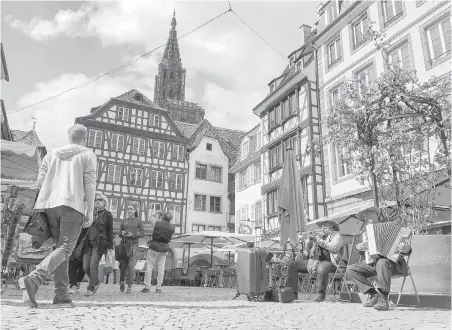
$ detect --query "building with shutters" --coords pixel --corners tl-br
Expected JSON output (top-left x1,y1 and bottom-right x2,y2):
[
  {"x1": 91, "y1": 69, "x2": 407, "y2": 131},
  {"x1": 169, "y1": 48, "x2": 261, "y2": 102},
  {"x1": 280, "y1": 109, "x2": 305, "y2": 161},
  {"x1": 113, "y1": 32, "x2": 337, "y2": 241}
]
[
  {"x1": 175, "y1": 119, "x2": 245, "y2": 234},
  {"x1": 229, "y1": 124, "x2": 264, "y2": 237},
  {"x1": 252, "y1": 24, "x2": 326, "y2": 235},
  {"x1": 153, "y1": 11, "x2": 205, "y2": 125},
  {"x1": 313, "y1": 0, "x2": 451, "y2": 219},
  {"x1": 75, "y1": 89, "x2": 188, "y2": 237}
]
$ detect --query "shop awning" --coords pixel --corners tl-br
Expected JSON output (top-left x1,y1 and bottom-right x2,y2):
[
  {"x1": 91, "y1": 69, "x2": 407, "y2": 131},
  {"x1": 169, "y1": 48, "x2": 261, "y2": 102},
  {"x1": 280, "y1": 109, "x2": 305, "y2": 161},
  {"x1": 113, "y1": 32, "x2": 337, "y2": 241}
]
[{"x1": 306, "y1": 200, "x2": 376, "y2": 236}]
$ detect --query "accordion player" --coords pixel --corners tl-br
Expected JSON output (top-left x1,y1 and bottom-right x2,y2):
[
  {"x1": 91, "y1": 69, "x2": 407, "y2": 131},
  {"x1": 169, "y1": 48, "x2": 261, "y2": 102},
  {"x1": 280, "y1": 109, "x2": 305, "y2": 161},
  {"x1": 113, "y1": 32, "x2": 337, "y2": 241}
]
[
  {"x1": 362, "y1": 223, "x2": 412, "y2": 264},
  {"x1": 345, "y1": 220, "x2": 412, "y2": 311}
]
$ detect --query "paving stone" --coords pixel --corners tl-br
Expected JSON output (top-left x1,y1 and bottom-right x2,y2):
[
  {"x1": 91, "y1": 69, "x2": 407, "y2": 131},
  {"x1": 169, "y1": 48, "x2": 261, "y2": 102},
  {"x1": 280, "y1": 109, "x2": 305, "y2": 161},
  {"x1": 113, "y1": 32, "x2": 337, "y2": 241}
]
[{"x1": 1, "y1": 283, "x2": 450, "y2": 330}]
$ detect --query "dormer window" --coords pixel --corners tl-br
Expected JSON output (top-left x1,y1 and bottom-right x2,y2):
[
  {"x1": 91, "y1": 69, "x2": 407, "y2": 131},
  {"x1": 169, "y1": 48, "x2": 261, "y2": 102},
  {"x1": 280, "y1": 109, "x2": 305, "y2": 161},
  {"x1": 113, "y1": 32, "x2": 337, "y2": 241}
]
[
  {"x1": 117, "y1": 107, "x2": 130, "y2": 121},
  {"x1": 326, "y1": 2, "x2": 338, "y2": 25},
  {"x1": 297, "y1": 61, "x2": 302, "y2": 71},
  {"x1": 206, "y1": 143, "x2": 212, "y2": 151},
  {"x1": 290, "y1": 56, "x2": 295, "y2": 67},
  {"x1": 133, "y1": 93, "x2": 143, "y2": 101},
  {"x1": 270, "y1": 83, "x2": 275, "y2": 93}
]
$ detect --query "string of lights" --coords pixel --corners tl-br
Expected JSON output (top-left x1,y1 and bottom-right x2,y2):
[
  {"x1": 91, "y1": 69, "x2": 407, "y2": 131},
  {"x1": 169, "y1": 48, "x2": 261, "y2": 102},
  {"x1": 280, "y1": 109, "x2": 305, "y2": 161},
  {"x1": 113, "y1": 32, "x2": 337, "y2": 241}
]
[{"x1": 8, "y1": 4, "x2": 287, "y2": 115}]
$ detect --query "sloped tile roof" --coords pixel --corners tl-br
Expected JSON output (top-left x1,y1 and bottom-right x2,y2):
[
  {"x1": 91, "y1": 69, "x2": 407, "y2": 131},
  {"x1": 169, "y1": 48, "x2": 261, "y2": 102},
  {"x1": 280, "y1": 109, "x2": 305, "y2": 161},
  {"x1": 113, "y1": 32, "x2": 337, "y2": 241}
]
[
  {"x1": 174, "y1": 119, "x2": 246, "y2": 166},
  {"x1": 12, "y1": 130, "x2": 44, "y2": 147},
  {"x1": 113, "y1": 89, "x2": 165, "y2": 110},
  {"x1": 174, "y1": 121, "x2": 199, "y2": 139},
  {"x1": 230, "y1": 125, "x2": 262, "y2": 172}
]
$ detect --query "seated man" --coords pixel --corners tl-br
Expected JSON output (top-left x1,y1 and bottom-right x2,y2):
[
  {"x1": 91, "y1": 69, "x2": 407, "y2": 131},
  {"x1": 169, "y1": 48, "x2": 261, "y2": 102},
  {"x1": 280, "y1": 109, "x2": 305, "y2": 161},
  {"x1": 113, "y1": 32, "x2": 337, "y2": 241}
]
[
  {"x1": 285, "y1": 220, "x2": 344, "y2": 302},
  {"x1": 346, "y1": 233, "x2": 411, "y2": 311}
]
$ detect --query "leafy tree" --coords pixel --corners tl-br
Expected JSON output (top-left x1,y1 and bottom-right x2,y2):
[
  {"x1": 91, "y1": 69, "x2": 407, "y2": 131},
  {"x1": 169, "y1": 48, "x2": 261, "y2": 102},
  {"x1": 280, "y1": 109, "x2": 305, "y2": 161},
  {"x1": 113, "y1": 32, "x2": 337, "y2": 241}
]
[{"x1": 324, "y1": 26, "x2": 450, "y2": 232}]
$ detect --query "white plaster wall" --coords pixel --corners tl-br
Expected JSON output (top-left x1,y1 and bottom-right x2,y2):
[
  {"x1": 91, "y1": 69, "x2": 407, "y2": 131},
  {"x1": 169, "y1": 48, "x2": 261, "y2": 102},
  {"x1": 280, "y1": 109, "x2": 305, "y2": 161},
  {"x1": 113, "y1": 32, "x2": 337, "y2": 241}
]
[
  {"x1": 186, "y1": 136, "x2": 229, "y2": 232},
  {"x1": 320, "y1": 1, "x2": 451, "y2": 200}
]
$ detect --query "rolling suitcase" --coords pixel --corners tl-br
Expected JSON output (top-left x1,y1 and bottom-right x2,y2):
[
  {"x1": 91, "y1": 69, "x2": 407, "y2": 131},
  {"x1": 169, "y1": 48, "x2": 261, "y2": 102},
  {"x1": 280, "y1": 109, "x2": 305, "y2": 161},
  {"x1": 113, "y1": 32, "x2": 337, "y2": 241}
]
[{"x1": 233, "y1": 242, "x2": 267, "y2": 301}]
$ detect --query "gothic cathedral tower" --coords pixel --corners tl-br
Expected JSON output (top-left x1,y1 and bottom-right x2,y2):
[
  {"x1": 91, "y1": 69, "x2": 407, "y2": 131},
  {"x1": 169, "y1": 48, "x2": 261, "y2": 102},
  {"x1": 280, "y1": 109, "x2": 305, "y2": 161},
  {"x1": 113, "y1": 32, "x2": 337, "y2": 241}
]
[
  {"x1": 154, "y1": 11, "x2": 186, "y2": 104},
  {"x1": 154, "y1": 11, "x2": 205, "y2": 124}
]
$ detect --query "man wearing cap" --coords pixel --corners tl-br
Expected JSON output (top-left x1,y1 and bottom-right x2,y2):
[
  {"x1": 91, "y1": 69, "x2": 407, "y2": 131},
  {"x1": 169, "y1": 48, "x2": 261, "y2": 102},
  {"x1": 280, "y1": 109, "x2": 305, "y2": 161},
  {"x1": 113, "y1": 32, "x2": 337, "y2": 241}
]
[{"x1": 284, "y1": 220, "x2": 344, "y2": 302}]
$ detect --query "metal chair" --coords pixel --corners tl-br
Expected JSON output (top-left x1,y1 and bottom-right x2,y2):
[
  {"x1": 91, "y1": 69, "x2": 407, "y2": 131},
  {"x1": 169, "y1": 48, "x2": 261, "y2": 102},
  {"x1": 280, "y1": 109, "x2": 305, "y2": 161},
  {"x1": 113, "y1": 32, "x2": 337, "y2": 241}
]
[{"x1": 388, "y1": 253, "x2": 420, "y2": 307}]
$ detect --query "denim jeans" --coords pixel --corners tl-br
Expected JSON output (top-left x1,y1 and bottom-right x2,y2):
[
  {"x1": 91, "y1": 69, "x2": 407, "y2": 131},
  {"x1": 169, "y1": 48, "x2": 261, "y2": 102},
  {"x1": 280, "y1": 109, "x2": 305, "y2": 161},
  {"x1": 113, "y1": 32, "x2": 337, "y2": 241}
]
[
  {"x1": 28, "y1": 206, "x2": 83, "y2": 295},
  {"x1": 346, "y1": 259, "x2": 395, "y2": 294},
  {"x1": 285, "y1": 259, "x2": 336, "y2": 295},
  {"x1": 83, "y1": 245, "x2": 102, "y2": 290},
  {"x1": 144, "y1": 249, "x2": 168, "y2": 289}
]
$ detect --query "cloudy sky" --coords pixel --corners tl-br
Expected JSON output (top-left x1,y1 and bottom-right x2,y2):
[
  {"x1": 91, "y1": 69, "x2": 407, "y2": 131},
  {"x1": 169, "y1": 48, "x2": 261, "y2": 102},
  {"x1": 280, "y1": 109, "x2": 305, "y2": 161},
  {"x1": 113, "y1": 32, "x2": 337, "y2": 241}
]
[{"x1": 2, "y1": 0, "x2": 319, "y2": 151}]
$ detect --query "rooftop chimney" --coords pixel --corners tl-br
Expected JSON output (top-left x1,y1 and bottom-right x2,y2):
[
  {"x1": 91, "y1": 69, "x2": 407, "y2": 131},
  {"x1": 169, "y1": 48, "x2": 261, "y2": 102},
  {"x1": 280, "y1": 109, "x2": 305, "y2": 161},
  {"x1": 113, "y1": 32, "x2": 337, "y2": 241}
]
[{"x1": 300, "y1": 24, "x2": 312, "y2": 45}]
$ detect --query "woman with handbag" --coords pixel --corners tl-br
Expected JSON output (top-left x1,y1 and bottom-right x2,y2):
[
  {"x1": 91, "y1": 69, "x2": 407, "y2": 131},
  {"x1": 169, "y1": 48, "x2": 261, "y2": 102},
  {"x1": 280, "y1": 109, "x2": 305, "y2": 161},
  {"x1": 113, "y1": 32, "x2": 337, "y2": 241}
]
[
  {"x1": 82, "y1": 192, "x2": 114, "y2": 296},
  {"x1": 118, "y1": 204, "x2": 144, "y2": 294}
]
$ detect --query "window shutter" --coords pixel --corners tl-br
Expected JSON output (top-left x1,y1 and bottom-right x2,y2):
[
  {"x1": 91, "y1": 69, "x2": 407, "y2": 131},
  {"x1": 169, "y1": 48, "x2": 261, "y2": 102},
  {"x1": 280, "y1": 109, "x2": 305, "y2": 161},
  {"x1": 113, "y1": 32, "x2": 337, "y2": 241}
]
[
  {"x1": 331, "y1": 145, "x2": 338, "y2": 183},
  {"x1": 118, "y1": 135, "x2": 124, "y2": 151},
  {"x1": 140, "y1": 138, "x2": 145, "y2": 155},
  {"x1": 235, "y1": 175, "x2": 240, "y2": 191},
  {"x1": 245, "y1": 205, "x2": 249, "y2": 220},
  {"x1": 249, "y1": 165, "x2": 254, "y2": 184},
  {"x1": 250, "y1": 203, "x2": 255, "y2": 221}
]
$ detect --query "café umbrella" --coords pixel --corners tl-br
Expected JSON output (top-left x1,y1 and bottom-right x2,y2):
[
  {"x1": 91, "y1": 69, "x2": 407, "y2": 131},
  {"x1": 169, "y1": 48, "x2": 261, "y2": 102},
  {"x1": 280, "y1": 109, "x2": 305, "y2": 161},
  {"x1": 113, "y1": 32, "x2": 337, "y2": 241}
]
[
  {"x1": 169, "y1": 241, "x2": 224, "y2": 268},
  {"x1": 172, "y1": 231, "x2": 254, "y2": 266},
  {"x1": 277, "y1": 148, "x2": 307, "y2": 247}
]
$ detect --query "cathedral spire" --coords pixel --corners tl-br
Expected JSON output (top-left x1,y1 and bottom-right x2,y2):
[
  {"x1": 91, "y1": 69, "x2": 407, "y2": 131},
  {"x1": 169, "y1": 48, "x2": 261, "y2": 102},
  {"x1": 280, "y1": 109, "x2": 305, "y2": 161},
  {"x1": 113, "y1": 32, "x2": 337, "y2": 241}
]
[
  {"x1": 154, "y1": 12, "x2": 186, "y2": 105},
  {"x1": 171, "y1": 9, "x2": 176, "y2": 29},
  {"x1": 161, "y1": 10, "x2": 181, "y2": 67}
]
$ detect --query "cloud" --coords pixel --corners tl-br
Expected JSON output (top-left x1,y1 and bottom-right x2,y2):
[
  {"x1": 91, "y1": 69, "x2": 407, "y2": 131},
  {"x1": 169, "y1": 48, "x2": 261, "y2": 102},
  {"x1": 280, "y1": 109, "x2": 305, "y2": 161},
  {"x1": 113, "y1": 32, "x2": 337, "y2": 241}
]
[
  {"x1": 5, "y1": 1, "x2": 319, "y2": 149},
  {"x1": 8, "y1": 73, "x2": 139, "y2": 152}
]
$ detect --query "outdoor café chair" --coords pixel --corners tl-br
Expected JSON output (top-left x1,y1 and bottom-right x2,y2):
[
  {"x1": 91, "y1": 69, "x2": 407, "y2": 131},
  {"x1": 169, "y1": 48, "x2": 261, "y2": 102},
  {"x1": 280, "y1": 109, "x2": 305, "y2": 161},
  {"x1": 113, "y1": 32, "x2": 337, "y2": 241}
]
[
  {"x1": 180, "y1": 266, "x2": 197, "y2": 286},
  {"x1": 227, "y1": 267, "x2": 237, "y2": 288}
]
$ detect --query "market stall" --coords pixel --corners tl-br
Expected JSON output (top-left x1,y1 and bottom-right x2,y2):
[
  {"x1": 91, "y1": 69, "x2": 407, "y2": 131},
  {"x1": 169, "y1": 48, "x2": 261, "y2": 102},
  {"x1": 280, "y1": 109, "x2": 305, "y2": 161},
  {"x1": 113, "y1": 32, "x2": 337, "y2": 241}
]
[{"x1": 1, "y1": 140, "x2": 41, "y2": 270}]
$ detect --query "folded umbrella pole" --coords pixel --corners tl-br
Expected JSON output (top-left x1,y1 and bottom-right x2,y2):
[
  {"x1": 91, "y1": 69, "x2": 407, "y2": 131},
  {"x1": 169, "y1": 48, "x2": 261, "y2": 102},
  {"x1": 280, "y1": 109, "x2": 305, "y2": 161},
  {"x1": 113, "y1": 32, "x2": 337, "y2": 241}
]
[{"x1": 277, "y1": 148, "x2": 307, "y2": 248}]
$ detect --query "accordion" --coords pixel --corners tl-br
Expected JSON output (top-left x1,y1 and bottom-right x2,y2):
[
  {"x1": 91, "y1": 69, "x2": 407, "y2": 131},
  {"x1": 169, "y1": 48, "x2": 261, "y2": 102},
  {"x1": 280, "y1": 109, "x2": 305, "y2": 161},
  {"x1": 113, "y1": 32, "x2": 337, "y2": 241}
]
[{"x1": 363, "y1": 223, "x2": 411, "y2": 264}]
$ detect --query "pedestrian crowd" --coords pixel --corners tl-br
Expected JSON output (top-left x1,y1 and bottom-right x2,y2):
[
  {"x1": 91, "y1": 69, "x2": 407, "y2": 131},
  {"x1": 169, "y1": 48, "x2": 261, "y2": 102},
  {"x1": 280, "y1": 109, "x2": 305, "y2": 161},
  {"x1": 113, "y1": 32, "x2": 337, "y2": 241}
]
[{"x1": 18, "y1": 124, "x2": 175, "y2": 308}]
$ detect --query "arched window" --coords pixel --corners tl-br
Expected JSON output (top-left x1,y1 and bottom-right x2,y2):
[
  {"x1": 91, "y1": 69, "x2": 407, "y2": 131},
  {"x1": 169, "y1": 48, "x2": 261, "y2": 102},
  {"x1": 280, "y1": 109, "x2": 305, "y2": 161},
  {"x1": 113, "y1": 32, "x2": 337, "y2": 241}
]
[
  {"x1": 168, "y1": 88, "x2": 174, "y2": 99},
  {"x1": 170, "y1": 72, "x2": 174, "y2": 80}
]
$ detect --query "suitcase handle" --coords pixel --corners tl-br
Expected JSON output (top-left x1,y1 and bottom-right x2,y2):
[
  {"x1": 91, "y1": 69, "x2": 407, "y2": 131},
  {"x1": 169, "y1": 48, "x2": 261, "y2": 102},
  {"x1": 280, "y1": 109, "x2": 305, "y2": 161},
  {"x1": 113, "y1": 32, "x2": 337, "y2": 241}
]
[{"x1": 283, "y1": 241, "x2": 296, "y2": 261}]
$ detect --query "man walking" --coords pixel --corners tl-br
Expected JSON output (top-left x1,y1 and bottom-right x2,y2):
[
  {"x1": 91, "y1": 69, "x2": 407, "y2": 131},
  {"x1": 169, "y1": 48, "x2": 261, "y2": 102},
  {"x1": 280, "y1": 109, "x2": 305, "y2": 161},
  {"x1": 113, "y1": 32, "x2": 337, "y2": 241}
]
[
  {"x1": 141, "y1": 211, "x2": 175, "y2": 293},
  {"x1": 19, "y1": 124, "x2": 97, "y2": 308}
]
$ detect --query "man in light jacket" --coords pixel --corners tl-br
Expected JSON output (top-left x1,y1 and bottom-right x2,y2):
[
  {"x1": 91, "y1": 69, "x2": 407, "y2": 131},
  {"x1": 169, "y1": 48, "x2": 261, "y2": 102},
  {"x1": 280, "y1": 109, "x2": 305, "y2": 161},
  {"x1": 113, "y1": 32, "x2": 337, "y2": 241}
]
[
  {"x1": 19, "y1": 124, "x2": 97, "y2": 308},
  {"x1": 285, "y1": 220, "x2": 344, "y2": 302}
]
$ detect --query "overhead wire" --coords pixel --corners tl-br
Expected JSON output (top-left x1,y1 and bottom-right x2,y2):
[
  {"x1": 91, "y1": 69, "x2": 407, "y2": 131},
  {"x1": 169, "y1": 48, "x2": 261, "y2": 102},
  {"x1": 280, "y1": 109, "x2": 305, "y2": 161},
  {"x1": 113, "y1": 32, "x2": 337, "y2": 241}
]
[
  {"x1": 230, "y1": 8, "x2": 288, "y2": 62},
  {"x1": 7, "y1": 3, "x2": 287, "y2": 115}
]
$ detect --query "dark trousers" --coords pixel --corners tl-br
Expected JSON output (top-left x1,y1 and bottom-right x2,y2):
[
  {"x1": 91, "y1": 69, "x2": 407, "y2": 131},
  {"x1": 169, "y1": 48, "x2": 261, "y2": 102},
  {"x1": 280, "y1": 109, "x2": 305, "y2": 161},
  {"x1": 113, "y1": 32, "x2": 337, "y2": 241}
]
[
  {"x1": 105, "y1": 270, "x2": 117, "y2": 284},
  {"x1": 285, "y1": 259, "x2": 336, "y2": 295},
  {"x1": 346, "y1": 258, "x2": 394, "y2": 294},
  {"x1": 68, "y1": 258, "x2": 85, "y2": 287},
  {"x1": 119, "y1": 258, "x2": 136, "y2": 288}
]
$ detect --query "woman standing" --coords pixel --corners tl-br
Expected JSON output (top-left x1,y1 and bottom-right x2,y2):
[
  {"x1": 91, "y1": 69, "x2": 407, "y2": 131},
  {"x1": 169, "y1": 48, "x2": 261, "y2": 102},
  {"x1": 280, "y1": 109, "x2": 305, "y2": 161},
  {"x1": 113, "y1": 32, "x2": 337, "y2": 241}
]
[
  {"x1": 119, "y1": 204, "x2": 144, "y2": 294},
  {"x1": 83, "y1": 192, "x2": 114, "y2": 296}
]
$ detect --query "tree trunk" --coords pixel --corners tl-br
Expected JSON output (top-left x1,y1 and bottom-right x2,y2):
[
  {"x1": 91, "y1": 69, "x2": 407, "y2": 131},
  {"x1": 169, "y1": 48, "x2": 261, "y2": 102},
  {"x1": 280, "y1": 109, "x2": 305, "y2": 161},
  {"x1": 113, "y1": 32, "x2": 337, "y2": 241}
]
[{"x1": 370, "y1": 152, "x2": 380, "y2": 207}]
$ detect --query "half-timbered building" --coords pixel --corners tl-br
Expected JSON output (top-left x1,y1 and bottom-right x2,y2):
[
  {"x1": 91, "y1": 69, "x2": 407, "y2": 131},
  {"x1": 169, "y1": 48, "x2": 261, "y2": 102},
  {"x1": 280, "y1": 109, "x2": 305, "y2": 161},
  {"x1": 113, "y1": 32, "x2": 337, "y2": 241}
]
[
  {"x1": 76, "y1": 89, "x2": 189, "y2": 237},
  {"x1": 252, "y1": 25, "x2": 326, "y2": 234}
]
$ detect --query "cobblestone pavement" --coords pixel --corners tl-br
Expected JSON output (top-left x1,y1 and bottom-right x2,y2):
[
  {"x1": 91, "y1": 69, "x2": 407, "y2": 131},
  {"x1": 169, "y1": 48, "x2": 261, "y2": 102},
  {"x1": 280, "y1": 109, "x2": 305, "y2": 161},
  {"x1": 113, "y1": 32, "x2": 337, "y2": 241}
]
[{"x1": 1, "y1": 283, "x2": 450, "y2": 330}]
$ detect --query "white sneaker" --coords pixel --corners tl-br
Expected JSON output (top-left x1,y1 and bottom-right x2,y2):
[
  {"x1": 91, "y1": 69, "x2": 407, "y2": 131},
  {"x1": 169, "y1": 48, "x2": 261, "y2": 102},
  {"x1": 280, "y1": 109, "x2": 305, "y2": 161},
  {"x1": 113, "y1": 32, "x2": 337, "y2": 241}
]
[
  {"x1": 84, "y1": 290, "x2": 93, "y2": 296},
  {"x1": 68, "y1": 287, "x2": 79, "y2": 294}
]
